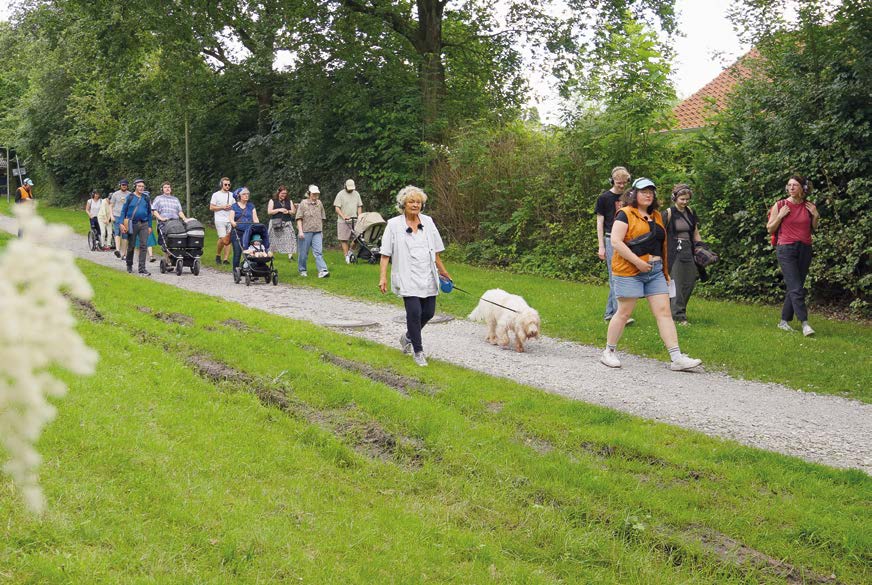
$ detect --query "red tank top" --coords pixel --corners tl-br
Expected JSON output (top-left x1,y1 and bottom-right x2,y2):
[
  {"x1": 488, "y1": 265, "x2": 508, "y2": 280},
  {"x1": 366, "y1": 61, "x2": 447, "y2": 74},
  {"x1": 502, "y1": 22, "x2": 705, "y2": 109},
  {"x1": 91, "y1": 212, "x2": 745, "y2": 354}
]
[{"x1": 777, "y1": 200, "x2": 812, "y2": 246}]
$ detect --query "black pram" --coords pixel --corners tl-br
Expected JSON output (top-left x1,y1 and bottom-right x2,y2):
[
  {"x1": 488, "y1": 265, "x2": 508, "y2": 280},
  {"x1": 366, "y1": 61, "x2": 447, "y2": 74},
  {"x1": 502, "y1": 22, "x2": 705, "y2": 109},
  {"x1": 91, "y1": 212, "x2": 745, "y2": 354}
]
[
  {"x1": 158, "y1": 218, "x2": 205, "y2": 275},
  {"x1": 232, "y1": 222, "x2": 278, "y2": 286}
]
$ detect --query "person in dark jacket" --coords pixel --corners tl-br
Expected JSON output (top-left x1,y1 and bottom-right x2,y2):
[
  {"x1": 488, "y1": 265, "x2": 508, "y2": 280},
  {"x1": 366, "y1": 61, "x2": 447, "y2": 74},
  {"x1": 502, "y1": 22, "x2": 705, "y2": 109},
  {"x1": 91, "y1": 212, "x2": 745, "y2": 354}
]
[{"x1": 665, "y1": 184, "x2": 702, "y2": 325}]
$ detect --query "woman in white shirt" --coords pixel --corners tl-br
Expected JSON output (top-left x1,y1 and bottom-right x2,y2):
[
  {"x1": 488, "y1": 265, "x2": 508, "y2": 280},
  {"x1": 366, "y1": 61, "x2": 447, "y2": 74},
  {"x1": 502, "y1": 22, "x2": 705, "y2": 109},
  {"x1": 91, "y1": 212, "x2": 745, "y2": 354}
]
[{"x1": 379, "y1": 186, "x2": 452, "y2": 367}]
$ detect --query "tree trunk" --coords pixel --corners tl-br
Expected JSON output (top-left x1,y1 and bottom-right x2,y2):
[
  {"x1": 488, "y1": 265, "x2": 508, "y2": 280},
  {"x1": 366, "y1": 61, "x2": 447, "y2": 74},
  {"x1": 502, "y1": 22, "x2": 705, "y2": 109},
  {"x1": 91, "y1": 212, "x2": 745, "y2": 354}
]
[{"x1": 416, "y1": 0, "x2": 446, "y2": 144}]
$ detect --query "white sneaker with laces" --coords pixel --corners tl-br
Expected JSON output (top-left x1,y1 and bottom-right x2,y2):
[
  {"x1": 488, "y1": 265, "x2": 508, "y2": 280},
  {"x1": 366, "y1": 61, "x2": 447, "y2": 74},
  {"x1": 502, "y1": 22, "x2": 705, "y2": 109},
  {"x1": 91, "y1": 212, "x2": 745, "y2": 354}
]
[
  {"x1": 670, "y1": 354, "x2": 702, "y2": 371},
  {"x1": 600, "y1": 348, "x2": 621, "y2": 368},
  {"x1": 413, "y1": 351, "x2": 428, "y2": 367},
  {"x1": 802, "y1": 323, "x2": 815, "y2": 337},
  {"x1": 399, "y1": 333, "x2": 412, "y2": 354},
  {"x1": 344, "y1": 254, "x2": 351, "y2": 264},
  {"x1": 777, "y1": 320, "x2": 794, "y2": 332},
  {"x1": 299, "y1": 271, "x2": 308, "y2": 277},
  {"x1": 318, "y1": 270, "x2": 330, "y2": 278}
]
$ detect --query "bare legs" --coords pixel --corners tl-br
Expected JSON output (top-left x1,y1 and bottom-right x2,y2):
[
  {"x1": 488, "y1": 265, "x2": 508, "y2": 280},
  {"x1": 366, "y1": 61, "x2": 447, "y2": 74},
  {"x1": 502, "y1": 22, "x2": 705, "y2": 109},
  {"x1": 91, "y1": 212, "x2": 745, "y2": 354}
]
[{"x1": 606, "y1": 294, "x2": 678, "y2": 349}]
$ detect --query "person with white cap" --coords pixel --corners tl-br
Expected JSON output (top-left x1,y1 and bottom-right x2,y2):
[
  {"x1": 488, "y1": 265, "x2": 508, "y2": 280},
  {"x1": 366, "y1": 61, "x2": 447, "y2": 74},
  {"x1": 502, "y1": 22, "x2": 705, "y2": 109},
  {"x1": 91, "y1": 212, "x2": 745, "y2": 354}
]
[
  {"x1": 333, "y1": 179, "x2": 363, "y2": 263},
  {"x1": 15, "y1": 178, "x2": 34, "y2": 204},
  {"x1": 295, "y1": 185, "x2": 329, "y2": 278},
  {"x1": 601, "y1": 177, "x2": 702, "y2": 372}
]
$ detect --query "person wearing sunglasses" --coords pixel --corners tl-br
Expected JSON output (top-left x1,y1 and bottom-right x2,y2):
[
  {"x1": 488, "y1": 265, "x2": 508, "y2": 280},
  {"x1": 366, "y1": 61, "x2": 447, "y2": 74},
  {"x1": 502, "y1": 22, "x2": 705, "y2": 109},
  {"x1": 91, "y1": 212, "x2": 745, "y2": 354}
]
[{"x1": 209, "y1": 177, "x2": 234, "y2": 265}]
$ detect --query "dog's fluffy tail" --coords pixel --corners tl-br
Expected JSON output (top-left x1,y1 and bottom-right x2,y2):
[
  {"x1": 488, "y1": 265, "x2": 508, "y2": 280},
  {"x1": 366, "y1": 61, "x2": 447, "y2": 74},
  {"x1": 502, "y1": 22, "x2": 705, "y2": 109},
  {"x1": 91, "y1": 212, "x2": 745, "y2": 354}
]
[{"x1": 468, "y1": 301, "x2": 484, "y2": 322}]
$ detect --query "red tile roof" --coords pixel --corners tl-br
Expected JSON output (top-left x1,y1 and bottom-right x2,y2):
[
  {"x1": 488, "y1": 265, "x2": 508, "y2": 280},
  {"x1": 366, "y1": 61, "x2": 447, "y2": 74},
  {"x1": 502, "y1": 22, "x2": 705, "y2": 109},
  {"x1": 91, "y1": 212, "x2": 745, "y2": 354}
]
[{"x1": 673, "y1": 49, "x2": 761, "y2": 130}]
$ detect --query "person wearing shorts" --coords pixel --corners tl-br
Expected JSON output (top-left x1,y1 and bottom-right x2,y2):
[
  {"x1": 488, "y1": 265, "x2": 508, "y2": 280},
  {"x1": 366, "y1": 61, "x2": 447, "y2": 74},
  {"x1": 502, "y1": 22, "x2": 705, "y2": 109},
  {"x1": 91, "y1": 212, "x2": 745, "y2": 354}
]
[
  {"x1": 210, "y1": 177, "x2": 234, "y2": 265},
  {"x1": 109, "y1": 179, "x2": 130, "y2": 258},
  {"x1": 333, "y1": 179, "x2": 363, "y2": 263},
  {"x1": 600, "y1": 178, "x2": 702, "y2": 372}
]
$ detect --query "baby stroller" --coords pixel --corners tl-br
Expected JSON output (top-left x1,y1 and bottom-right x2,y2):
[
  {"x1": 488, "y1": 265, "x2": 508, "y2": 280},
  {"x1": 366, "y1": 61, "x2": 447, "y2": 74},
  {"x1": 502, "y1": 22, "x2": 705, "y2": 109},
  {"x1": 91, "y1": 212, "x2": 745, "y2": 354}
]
[
  {"x1": 347, "y1": 212, "x2": 386, "y2": 264},
  {"x1": 232, "y1": 223, "x2": 279, "y2": 286},
  {"x1": 87, "y1": 218, "x2": 104, "y2": 252},
  {"x1": 158, "y1": 218, "x2": 205, "y2": 275}
]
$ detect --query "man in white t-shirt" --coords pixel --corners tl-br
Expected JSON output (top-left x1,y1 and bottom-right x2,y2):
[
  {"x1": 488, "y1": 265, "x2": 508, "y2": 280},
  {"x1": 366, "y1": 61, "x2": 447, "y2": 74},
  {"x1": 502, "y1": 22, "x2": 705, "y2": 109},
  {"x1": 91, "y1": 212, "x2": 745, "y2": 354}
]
[
  {"x1": 209, "y1": 176, "x2": 234, "y2": 265},
  {"x1": 108, "y1": 179, "x2": 130, "y2": 258}
]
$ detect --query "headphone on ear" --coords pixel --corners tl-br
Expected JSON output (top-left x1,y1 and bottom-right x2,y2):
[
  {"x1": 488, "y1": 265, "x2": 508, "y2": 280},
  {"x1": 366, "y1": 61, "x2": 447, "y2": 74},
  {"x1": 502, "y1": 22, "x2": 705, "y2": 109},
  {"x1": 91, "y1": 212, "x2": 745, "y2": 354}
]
[
  {"x1": 609, "y1": 166, "x2": 630, "y2": 187},
  {"x1": 785, "y1": 175, "x2": 811, "y2": 196}
]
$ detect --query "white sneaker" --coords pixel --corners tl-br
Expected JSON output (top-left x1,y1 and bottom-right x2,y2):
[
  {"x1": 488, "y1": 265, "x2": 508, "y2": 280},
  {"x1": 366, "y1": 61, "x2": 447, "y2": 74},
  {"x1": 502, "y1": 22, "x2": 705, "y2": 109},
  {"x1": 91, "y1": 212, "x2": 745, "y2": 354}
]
[
  {"x1": 802, "y1": 323, "x2": 815, "y2": 337},
  {"x1": 670, "y1": 354, "x2": 702, "y2": 371},
  {"x1": 399, "y1": 333, "x2": 412, "y2": 354},
  {"x1": 413, "y1": 351, "x2": 428, "y2": 367},
  {"x1": 318, "y1": 270, "x2": 330, "y2": 278},
  {"x1": 777, "y1": 320, "x2": 794, "y2": 332},
  {"x1": 626, "y1": 318, "x2": 635, "y2": 325},
  {"x1": 344, "y1": 254, "x2": 351, "y2": 264},
  {"x1": 299, "y1": 271, "x2": 308, "y2": 277},
  {"x1": 600, "y1": 348, "x2": 621, "y2": 368}
]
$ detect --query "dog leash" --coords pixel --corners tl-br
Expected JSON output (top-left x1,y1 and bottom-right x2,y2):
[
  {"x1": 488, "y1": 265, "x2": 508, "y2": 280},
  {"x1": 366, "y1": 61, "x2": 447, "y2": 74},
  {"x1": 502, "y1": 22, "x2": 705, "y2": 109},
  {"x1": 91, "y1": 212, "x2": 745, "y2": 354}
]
[{"x1": 450, "y1": 283, "x2": 520, "y2": 314}]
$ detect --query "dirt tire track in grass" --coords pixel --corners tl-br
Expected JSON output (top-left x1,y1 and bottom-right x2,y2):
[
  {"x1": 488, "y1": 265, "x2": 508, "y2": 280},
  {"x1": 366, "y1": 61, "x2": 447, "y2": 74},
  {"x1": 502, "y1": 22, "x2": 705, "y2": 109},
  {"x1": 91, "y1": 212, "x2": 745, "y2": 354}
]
[
  {"x1": 186, "y1": 354, "x2": 426, "y2": 468},
  {"x1": 70, "y1": 298, "x2": 104, "y2": 322},
  {"x1": 319, "y1": 352, "x2": 432, "y2": 396}
]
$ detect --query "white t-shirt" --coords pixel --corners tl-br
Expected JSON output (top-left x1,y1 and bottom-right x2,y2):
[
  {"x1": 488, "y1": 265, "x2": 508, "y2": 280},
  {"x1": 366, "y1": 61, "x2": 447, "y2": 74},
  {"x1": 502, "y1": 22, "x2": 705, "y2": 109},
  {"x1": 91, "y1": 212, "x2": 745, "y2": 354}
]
[
  {"x1": 87, "y1": 198, "x2": 102, "y2": 218},
  {"x1": 210, "y1": 189, "x2": 234, "y2": 224}
]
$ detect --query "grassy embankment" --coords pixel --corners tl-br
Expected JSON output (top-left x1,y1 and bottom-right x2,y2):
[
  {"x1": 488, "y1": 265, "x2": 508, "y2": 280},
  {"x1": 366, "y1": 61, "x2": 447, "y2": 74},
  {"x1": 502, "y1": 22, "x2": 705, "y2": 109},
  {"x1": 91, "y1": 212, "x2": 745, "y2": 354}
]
[
  {"x1": 0, "y1": 231, "x2": 869, "y2": 583},
  {"x1": 5, "y1": 201, "x2": 869, "y2": 403}
]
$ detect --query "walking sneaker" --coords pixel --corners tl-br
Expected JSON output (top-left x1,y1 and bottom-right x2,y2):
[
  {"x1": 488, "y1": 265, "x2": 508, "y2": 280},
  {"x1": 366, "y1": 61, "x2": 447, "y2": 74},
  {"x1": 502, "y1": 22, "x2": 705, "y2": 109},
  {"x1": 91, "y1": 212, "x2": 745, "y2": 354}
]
[
  {"x1": 670, "y1": 354, "x2": 702, "y2": 371},
  {"x1": 299, "y1": 271, "x2": 308, "y2": 277},
  {"x1": 318, "y1": 270, "x2": 330, "y2": 278},
  {"x1": 344, "y1": 253, "x2": 351, "y2": 264},
  {"x1": 777, "y1": 320, "x2": 794, "y2": 332},
  {"x1": 115, "y1": 250, "x2": 121, "y2": 258},
  {"x1": 138, "y1": 269, "x2": 151, "y2": 277},
  {"x1": 413, "y1": 351, "x2": 428, "y2": 367},
  {"x1": 802, "y1": 323, "x2": 815, "y2": 337},
  {"x1": 215, "y1": 254, "x2": 221, "y2": 265},
  {"x1": 626, "y1": 318, "x2": 635, "y2": 325},
  {"x1": 600, "y1": 348, "x2": 621, "y2": 368},
  {"x1": 149, "y1": 256, "x2": 156, "y2": 263},
  {"x1": 126, "y1": 264, "x2": 133, "y2": 274},
  {"x1": 399, "y1": 333, "x2": 412, "y2": 354}
]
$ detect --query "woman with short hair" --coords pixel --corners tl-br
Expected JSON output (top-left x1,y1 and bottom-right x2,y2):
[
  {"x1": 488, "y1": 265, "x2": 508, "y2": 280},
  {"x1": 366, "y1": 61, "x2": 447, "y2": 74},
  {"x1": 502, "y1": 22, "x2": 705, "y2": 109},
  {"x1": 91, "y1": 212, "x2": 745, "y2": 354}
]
[
  {"x1": 379, "y1": 186, "x2": 452, "y2": 367},
  {"x1": 601, "y1": 178, "x2": 702, "y2": 371},
  {"x1": 766, "y1": 174, "x2": 820, "y2": 336},
  {"x1": 229, "y1": 187, "x2": 259, "y2": 270},
  {"x1": 295, "y1": 185, "x2": 329, "y2": 278}
]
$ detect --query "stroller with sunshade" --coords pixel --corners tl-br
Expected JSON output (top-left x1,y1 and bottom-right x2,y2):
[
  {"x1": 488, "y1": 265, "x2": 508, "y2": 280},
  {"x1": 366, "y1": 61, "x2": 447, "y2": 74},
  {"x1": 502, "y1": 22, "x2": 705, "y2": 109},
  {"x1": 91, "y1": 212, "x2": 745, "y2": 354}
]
[
  {"x1": 347, "y1": 211, "x2": 386, "y2": 264},
  {"x1": 232, "y1": 223, "x2": 278, "y2": 286},
  {"x1": 158, "y1": 218, "x2": 205, "y2": 275}
]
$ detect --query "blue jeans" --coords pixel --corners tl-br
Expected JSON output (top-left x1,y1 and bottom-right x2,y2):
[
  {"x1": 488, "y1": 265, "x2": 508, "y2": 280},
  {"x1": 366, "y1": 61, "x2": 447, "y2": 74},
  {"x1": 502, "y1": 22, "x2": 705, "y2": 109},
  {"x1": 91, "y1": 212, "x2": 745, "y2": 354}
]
[
  {"x1": 298, "y1": 232, "x2": 327, "y2": 273},
  {"x1": 603, "y1": 238, "x2": 618, "y2": 319}
]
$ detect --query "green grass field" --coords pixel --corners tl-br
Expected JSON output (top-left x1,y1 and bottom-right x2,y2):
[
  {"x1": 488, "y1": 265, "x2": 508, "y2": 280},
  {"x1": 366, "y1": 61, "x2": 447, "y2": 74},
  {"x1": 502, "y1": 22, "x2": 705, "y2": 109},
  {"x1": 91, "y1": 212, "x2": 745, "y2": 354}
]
[
  {"x1": 5, "y1": 201, "x2": 869, "y2": 403},
  {"x1": 0, "y1": 236, "x2": 869, "y2": 583}
]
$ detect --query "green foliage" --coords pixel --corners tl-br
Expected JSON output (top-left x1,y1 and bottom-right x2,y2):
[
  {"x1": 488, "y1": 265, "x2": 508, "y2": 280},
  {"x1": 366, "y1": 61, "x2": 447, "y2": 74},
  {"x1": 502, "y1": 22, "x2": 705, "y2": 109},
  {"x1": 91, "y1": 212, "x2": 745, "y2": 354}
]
[{"x1": 689, "y1": 0, "x2": 872, "y2": 313}]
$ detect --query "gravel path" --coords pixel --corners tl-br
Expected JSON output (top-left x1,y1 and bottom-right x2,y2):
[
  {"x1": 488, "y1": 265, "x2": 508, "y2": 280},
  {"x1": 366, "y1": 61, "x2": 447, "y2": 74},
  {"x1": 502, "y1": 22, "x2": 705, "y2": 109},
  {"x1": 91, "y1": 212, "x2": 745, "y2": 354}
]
[{"x1": 4, "y1": 215, "x2": 870, "y2": 474}]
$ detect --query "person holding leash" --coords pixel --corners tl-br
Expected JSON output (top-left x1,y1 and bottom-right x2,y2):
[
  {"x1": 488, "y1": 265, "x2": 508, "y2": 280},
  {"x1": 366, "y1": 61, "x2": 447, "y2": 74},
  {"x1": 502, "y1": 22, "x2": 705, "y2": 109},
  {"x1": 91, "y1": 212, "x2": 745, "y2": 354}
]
[{"x1": 379, "y1": 185, "x2": 451, "y2": 367}]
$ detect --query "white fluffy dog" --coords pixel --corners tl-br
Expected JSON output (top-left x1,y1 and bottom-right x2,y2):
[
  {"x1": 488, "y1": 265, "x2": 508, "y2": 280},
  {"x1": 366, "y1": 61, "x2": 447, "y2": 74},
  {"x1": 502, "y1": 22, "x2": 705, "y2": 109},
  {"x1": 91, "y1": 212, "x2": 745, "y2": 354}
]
[{"x1": 468, "y1": 289, "x2": 541, "y2": 352}]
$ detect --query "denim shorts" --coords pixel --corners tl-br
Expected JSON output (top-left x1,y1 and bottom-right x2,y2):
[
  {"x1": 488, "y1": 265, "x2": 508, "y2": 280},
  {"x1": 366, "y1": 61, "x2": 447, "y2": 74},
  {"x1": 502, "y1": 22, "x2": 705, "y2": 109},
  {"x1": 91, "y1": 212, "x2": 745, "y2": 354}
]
[{"x1": 613, "y1": 261, "x2": 669, "y2": 298}]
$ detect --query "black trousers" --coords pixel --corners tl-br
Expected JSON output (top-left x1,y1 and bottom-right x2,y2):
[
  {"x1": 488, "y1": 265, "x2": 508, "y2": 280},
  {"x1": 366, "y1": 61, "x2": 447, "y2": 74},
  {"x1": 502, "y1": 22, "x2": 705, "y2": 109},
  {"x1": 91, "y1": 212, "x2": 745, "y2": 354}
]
[
  {"x1": 126, "y1": 221, "x2": 150, "y2": 271},
  {"x1": 403, "y1": 296, "x2": 437, "y2": 353},
  {"x1": 777, "y1": 242, "x2": 813, "y2": 322}
]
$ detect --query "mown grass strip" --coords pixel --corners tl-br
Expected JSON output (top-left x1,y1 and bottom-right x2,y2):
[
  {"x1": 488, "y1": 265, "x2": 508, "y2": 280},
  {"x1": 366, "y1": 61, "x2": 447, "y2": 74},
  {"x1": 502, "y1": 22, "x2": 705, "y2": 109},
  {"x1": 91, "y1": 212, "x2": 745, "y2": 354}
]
[
  {"x1": 1, "y1": 241, "x2": 867, "y2": 583},
  {"x1": 4, "y1": 202, "x2": 869, "y2": 402}
]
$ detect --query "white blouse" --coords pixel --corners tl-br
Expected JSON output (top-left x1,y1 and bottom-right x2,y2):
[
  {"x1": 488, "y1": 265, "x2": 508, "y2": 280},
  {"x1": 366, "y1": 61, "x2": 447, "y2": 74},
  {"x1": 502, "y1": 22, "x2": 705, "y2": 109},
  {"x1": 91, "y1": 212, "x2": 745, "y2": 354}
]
[{"x1": 381, "y1": 213, "x2": 445, "y2": 298}]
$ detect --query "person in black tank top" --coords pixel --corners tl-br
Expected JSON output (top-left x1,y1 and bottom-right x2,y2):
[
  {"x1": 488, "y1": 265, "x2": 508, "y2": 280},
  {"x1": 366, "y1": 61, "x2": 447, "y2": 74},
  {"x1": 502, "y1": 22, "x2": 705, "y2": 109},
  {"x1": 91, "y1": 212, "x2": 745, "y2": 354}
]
[{"x1": 665, "y1": 184, "x2": 702, "y2": 324}]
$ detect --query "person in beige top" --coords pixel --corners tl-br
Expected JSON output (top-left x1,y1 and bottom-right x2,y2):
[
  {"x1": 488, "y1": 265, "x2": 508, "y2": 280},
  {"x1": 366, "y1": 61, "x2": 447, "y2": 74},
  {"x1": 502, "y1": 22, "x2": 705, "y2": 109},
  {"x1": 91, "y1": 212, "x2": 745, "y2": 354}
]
[
  {"x1": 296, "y1": 185, "x2": 329, "y2": 278},
  {"x1": 334, "y1": 179, "x2": 363, "y2": 263}
]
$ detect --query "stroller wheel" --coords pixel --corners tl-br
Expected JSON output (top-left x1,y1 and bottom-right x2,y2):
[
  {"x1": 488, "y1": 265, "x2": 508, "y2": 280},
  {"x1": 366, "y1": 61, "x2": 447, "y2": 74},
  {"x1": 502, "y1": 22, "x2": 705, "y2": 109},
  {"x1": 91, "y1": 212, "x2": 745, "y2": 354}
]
[
  {"x1": 159, "y1": 258, "x2": 167, "y2": 274},
  {"x1": 348, "y1": 252, "x2": 357, "y2": 264},
  {"x1": 175, "y1": 259, "x2": 183, "y2": 276},
  {"x1": 245, "y1": 272, "x2": 251, "y2": 287},
  {"x1": 191, "y1": 258, "x2": 201, "y2": 276},
  {"x1": 272, "y1": 273, "x2": 278, "y2": 286},
  {"x1": 233, "y1": 267, "x2": 241, "y2": 284},
  {"x1": 87, "y1": 231, "x2": 96, "y2": 251}
]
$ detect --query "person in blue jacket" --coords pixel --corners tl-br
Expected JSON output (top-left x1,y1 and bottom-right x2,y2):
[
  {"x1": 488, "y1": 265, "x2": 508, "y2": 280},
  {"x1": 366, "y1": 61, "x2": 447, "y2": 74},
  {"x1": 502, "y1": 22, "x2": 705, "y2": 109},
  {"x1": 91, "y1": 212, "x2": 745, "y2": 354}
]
[{"x1": 120, "y1": 178, "x2": 153, "y2": 276}]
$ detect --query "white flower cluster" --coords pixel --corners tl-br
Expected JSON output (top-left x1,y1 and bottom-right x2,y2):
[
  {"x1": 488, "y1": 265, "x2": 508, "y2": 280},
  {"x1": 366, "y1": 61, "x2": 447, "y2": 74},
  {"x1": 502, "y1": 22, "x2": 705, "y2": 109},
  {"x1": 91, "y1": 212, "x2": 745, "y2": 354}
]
[{"x1": 0, "y1": 203, "x2": 97, "y2": 514}]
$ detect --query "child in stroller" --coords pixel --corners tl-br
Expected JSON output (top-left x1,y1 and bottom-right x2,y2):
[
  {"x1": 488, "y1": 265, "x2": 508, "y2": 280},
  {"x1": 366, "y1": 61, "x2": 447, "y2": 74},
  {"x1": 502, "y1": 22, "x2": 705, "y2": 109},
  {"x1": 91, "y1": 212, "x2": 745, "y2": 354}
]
[
  {"x1": 233, "y1": 223, "x2": 279, "y2": 286},
  {"x1": 347, "y1": 211, "x2": 386, "y2": 264}
]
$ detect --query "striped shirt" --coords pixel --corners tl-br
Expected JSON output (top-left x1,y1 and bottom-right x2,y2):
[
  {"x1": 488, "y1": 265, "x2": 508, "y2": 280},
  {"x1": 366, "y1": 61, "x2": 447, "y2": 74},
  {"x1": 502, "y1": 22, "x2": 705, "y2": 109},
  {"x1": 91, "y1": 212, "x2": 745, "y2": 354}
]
[{"x1": 152, "y1": 195, "x2": 183, "y2": 222}]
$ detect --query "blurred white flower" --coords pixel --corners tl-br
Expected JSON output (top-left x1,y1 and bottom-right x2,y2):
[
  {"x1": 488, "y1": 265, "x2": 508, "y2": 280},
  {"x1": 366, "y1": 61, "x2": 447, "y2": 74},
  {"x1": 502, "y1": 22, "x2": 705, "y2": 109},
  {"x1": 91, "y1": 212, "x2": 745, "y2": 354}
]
[{"x1": 0, "y1": 203, "x2": 97, "y2": 514}]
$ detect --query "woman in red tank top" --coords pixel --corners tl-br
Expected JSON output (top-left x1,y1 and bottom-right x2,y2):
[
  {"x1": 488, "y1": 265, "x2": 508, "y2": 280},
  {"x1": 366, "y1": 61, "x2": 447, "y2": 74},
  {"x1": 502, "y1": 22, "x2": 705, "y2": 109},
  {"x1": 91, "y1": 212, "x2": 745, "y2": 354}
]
[{"x1": 766, "y1": 174, "x2": 820, "y2": 336}]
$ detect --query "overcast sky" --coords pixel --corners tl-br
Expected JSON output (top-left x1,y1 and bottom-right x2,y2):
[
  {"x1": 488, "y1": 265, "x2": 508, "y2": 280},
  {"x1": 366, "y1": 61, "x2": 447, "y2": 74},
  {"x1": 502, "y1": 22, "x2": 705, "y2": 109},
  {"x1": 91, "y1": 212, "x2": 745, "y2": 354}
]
[{"x1": 0, "y1": 0, "x2": 748, "y2": 121}]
